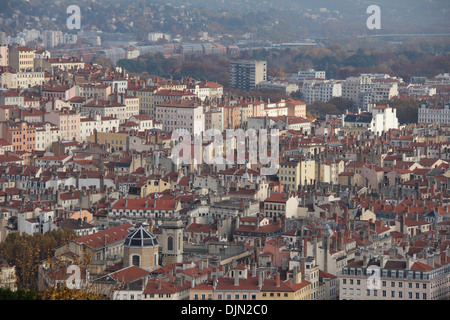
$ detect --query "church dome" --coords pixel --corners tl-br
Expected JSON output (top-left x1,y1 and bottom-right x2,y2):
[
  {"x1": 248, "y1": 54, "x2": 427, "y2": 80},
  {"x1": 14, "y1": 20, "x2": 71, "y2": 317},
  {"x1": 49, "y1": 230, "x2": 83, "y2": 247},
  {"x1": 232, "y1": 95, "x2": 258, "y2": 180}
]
[{"x1": 124, "y1": 226, "x2": 159, "y2": 247}]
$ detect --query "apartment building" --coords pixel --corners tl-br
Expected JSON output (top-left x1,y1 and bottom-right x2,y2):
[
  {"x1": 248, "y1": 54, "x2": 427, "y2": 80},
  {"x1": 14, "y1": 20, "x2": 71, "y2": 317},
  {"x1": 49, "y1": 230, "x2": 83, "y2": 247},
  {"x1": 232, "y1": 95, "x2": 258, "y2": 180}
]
[
  {"x1": 0, "y1": 89, "x2": 24, "y2": 107},
  {"x1": 263, "y1": 192, "x2": 299, "y2": 221},
  {"x1": 418, "y1": 103, "x2": 450, "y2": 125},
  {"x1": 301, "y1": 79, "x2": 342, "y2": 104},
  {"x1": 205, "y1": 108, "x2": 224, "y2": 131},
  {"x1": 109, "y1": 198, "x2": 182, "y2": 222},
  {"x1": 80, "y1": 114, "x2": 120, "y2": 142},
  {"x1": 101, "y1": 75, "x2": 128, "y2": 93},
  {"x1": 34, "y1": 121, "x2": 60, "y2": 151},
  {"x1": 341, "y1": 75, "x2": 372, "y2": 105},
  {"x1": 8, "y1": 45, "x2": 34, "y2": 72},
  {"x1": 46, "y1": 57, "x2": 84, "y2": 71},
  {"x1": 370, "y1": 80, "x2": 399, "y2": 105},
  {"x1": 0, "y1": 120, "x2": 36, "y2": 152},
  {"x1": 223, "y1": 105, "x2": 241, "y2": 130},
  {"x1": 80, "y1": 99, "x2": 128, "y2": 123},
  {"x1": 45, "y1": 107, "x2": 81, "y2": 142},
  {"x1": 126, "y1": 86, "x2": 158, "y2": 116},
  {"x1": 155, "y1": 99, "x2": 205, "y2": 136},
  {"x1": 151, "y1": 89, "x2": 196, "y2": 119},
  {"x1": 87, "y1": 131, "x2": 129, "y2": 151},
  {"x1": 42, "y1": 84, "x2": 77, "y2": 102},
  {"x1": 229, "y1": 60, "x2": 267, "y2": 91},
  {"x1": 290, "y1": 69, "x2": 326, "y2": 82},
  {"x1": 342, "y1": 105, "x2": 399, "y2": 136},
  {"x1": 339, "y1": 253, "x2": 450, "y2": 300},
  {"x1": 76, "y1": 83, "x2": 112, "y2": 101},
  {"x1": 0, "y1": 69, "x2": 45, "y2": 89},
  {"x1": 118, "y1": 93, "x2": 140, "y2": 120},
  {"x1": 278, "y1": 157, "x2": 316, "y2": 192},
  {"x1": 286, "y1": 98, "x2": 307, "y2": 118}
]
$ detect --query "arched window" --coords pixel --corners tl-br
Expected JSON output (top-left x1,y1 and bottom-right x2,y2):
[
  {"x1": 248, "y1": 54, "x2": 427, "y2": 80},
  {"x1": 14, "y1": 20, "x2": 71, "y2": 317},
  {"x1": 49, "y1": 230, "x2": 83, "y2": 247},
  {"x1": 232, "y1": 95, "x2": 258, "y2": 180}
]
[{"x1": 168, "y1": 236, "x2": 174, "y2": 251}]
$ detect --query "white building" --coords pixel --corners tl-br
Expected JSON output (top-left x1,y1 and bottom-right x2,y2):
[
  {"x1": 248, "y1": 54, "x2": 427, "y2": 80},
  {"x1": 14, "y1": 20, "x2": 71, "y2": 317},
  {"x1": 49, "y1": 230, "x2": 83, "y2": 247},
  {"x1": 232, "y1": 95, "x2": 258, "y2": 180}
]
[
  {"x1": 80, "y1": 99, "x2": 129, "y2": 124},
  {"x1": 17, "y1": 208, "x2": 58, "y2": 236},
  {"x1": 301, "y1": 79, "x2": 342, "y2": 104},
  {"x1": 418, "y1": 103, "x2": 450, "y2": 125},
  {"x1": 371, "y1": 105, "x2": 399, "y2": 135},
  {"x1": 341, "y1": 75, "x2": 373, "y2": 105},
  {"x1": 35, "y1": 122, "x2": 60, "y2": 151},
  {"x1": 80, "y1": 114, "x2": 120, "y2": 142},
  {"x1": 128, "y1": 114, "x2": 161, "y2": 131},
  {"x1": 256, "y1": 81, "x2": 299, "y2": 94},
  {"x1": 342, "y1": 105, "x2": 398, "y2": 136},
  {"x1": 290, "y1": 69, "x2": 326, "y2": 82},
  {"x1": 370, "y1": 80, "x2": 399, "y2": 105},
  {"x1": 148, "y1": 32, "x2": 171, "y2": 43},
  {"x1": 154, "y1": 99, "x2": 205, "y2": 136}
]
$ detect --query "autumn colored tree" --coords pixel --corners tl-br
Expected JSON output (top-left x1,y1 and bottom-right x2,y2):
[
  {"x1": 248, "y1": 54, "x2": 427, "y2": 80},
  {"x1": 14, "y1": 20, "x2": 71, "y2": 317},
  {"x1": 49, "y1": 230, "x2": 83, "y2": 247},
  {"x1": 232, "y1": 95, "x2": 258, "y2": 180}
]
[{"x1": 0, "y1": 229, "x2": 75, "y2": 291}]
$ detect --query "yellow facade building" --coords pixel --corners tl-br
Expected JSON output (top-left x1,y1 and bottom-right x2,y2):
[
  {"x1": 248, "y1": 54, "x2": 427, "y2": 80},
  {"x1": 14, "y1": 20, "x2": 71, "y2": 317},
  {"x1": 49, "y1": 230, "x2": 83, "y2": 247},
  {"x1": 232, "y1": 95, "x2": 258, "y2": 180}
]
[{"x1": 9, "y1": 45, "x2": 35, "y2": 72}]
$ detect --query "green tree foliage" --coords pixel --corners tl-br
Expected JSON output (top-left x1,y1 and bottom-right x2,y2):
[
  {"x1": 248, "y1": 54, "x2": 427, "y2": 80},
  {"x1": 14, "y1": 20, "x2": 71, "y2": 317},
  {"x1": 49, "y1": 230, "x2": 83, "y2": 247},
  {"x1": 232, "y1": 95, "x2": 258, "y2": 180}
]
[
  {"x1": 327, "y1": 97, "x2": 355, "y2": 113},
  {"x1": 377, "y1": 98, "x2": 423, "y2": 124},
  {"x1": 0, "y1": 287, "x2": 38, "y2": 300},
  {"x1": 289, "y1": 89, "x2": 303, "y2": 101},
  {"x1": 307, "y1": 101, "x2": 341, "y2": 117}
]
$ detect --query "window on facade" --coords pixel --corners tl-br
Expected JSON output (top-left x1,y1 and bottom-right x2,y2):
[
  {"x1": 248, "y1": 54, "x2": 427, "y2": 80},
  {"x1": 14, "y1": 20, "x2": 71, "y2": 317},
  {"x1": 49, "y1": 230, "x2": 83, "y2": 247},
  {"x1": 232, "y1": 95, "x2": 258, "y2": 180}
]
[
  {"x1": 132, "y1": 255, "x2": 140, "y2": 267},
  {"x1": 168, "y1": 236, "x2": 174, "y2": 251}
]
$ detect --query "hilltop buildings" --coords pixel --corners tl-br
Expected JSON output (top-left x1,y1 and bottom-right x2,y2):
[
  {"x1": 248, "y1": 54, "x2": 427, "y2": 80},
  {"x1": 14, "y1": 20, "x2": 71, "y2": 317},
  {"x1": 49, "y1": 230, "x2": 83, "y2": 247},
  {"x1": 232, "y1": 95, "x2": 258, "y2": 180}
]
[{"x1": 0, "y1": 43, "x2": 449, "y2": 302}]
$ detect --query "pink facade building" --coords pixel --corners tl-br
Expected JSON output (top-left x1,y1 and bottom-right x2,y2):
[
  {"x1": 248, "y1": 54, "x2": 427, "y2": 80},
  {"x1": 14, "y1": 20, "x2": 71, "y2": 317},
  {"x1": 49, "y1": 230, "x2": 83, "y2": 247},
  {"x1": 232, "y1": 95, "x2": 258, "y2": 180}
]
[
  {"x1": 0, "y1": 120, "x2": 36, "y2": 152},
  {"x1": 45, "y1": 107, "x2": 81, "y2": 142}
]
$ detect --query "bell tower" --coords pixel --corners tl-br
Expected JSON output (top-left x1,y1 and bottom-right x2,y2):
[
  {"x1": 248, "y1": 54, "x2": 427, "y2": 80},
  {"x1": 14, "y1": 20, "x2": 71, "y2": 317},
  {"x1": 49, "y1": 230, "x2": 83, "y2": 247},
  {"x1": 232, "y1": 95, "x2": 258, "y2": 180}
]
[{"x1": 160, "y1": 219, "x2": 184, "y2": 266}]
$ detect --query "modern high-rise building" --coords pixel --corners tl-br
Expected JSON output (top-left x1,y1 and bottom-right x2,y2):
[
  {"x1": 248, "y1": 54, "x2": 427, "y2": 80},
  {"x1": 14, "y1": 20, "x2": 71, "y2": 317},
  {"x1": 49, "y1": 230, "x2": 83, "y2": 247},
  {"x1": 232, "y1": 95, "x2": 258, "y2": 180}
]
[{"x1": 229, "y1": 60, "x2": 267, "y2": 91}]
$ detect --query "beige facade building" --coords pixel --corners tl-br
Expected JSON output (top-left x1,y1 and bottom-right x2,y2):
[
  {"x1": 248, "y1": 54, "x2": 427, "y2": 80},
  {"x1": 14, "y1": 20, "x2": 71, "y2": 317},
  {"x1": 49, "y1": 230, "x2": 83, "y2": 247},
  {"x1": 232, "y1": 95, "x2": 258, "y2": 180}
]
[
  {"x1": 123, "y1": 226, "x2": 159, "y2": 272},
  {"x1": 45, "y1": 107, "x2": 81, "y2": 142},
  {"x1": 339, "y1": 253, "x2": 450, "y2": 300}
]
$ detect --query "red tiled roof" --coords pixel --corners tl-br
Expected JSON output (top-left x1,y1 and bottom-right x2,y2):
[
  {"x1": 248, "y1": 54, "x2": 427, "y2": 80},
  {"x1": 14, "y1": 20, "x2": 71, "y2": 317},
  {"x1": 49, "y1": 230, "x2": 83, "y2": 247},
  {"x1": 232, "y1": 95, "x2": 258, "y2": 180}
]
[
  {"x1": 264, "y1": 193, "x2": 290, "y2": 203},
  {"x1": 143, "y1": 278, "x2": 191, "y2": 294},
  {"x1": 411, "y1": 261, "x2": 434, "y2": 271},
  {"x1": 109, "y1": 265, "x2": 150, "y2": 283},
  {"x1": 73, "y1": 223, "x2": 133, "y2": 249},
  {"x1": 111, "y1": 198, "x2": 178, "y2": 211}
]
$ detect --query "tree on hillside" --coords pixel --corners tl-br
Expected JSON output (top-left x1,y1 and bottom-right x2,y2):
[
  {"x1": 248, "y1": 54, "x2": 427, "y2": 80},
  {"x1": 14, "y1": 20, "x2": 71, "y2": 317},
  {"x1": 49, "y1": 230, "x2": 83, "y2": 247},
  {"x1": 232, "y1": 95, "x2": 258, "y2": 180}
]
[
  {"x1": 377, "y1": 98, "x2": 423, "y2": 124},
  {"x1": 0, "y1": 229, "x2": 75, "y2": 290},
  {"x1": 307, "y1": 101, "x2": 341, "y2": 117}
]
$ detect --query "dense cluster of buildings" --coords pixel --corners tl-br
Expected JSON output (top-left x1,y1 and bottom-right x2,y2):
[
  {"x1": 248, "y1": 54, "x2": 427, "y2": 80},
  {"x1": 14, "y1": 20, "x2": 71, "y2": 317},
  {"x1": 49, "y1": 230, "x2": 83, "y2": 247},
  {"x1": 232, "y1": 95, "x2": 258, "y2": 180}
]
[
  {"x1": 261, "y1": 69, "x2": 449, "y2": 114},
  {"x1": 0, "y1": 43, "x2": 449, "y2": 301}
]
